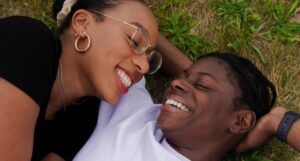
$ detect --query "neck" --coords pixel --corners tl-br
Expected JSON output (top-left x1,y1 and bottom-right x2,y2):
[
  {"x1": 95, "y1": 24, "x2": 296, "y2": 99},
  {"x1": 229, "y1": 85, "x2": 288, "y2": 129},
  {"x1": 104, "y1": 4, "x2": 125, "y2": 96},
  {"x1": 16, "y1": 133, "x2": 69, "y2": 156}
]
[{"x1": 46, "y1": 33, "x2": 88, "y2": 119}]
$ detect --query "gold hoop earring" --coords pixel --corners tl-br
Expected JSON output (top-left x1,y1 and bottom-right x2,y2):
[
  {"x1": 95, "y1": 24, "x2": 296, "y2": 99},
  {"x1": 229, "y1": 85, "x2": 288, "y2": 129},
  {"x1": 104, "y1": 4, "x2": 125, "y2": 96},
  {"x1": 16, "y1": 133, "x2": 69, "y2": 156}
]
[{"x1": 75, "y1": 32, "x2": 91, "y2": 53}]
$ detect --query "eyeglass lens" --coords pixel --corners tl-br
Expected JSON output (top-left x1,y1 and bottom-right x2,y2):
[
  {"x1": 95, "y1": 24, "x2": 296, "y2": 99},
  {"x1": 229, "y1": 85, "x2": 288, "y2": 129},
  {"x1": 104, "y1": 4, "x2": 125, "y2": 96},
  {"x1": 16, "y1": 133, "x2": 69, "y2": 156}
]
[
  {"x1": 147, "y1": 51, "x2": 162, "y2": 74},
  {"x1": 130, "y1": 28, "x2": 162, "y2": 74}
]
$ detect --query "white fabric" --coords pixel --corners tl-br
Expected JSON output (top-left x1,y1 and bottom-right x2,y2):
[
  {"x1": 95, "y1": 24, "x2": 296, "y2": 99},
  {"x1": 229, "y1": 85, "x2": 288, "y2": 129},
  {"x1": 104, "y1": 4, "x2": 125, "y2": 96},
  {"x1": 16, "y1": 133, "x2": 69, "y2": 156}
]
[{"x1": 73, "y1": 78, "x2": 190, "y2": 161}]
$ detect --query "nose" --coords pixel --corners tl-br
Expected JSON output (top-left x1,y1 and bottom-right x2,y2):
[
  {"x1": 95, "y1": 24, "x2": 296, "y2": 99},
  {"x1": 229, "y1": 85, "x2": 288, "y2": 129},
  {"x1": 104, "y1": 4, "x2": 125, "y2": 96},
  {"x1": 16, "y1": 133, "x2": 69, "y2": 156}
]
[
  {"x1": 170, "y1": 79, "x2": 188, "y2": 93},
  {"x1": 131, "y1": 55, "x2": 150, "y2": 74}
]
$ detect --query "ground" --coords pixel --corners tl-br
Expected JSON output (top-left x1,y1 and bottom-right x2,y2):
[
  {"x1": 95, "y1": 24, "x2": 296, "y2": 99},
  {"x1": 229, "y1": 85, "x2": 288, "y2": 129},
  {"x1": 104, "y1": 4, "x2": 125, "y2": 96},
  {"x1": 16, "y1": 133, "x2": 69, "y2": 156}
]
[{"x1": 0, "y1": 0, "x2": 299, "y2": 160}]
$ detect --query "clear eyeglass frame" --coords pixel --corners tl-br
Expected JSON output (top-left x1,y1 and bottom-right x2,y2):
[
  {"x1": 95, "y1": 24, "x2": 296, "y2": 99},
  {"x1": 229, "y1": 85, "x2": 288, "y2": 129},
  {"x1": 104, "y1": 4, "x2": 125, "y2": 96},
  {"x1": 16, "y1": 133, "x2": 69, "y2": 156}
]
[{"x1": 88, "y1": 10, "x2": 162, "y2": 74}]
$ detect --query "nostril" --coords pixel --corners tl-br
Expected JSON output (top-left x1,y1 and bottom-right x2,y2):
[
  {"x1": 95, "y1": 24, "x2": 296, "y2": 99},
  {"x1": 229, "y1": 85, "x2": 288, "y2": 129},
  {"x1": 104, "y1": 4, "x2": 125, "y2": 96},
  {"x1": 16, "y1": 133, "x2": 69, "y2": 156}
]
[
  {"x1": 136, "y1": 64, "x2": 142, "y2": 71},
  {"x1": 131, "y1": 57, "x2": 147, "y2": 73},
  {"x1": 174, "y1": 84, "x2": 185, "y2": 92}
]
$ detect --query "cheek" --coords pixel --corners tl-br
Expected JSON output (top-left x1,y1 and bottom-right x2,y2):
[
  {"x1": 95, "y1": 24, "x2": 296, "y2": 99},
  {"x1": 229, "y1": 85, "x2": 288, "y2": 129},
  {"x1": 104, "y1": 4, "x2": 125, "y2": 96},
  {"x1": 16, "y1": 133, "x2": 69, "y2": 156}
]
[
  {"x1": 194, "y1": 92, "x2": 212, "y2": 114},
  {"x1": 203, "y1": 95, "x2": 234, "y2": 128},
  {"x1": 194, "y1": 92, "x2": 229, "y2": 126},
  {"x1": 90, "y1": 68, "x2": 120, "y2": 103},
  {"x1": 88, "y1": 42, "x2": 128, "y2": 71},
  {"x1": 91, "y1": 28, "x2": 125, "y2": 54}
]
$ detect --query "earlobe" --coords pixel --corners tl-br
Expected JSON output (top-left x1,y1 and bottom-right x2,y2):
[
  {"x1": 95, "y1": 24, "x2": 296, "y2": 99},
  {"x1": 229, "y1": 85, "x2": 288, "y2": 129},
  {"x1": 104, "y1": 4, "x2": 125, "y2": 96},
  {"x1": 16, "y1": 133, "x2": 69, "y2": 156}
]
[{"x1": 229, "y1": 110, "x2": 256, "y2": 134}]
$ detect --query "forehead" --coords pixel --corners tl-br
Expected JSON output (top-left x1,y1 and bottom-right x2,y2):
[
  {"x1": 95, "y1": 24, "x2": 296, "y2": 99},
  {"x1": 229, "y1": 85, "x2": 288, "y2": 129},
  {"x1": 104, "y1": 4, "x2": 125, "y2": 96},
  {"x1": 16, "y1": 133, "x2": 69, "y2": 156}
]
[
  {"x1": 105, "y1": 1, "x2": 158, "y2": 45},
  {"x1": 190, "y1": 57, "x2": 239, "y2": 106},
  {"x1": 188, "y1": 57, "x2": 230, "y2": 81},
  {"x1": 187, "y1": 57, "x2": 240, "y2": 92}
]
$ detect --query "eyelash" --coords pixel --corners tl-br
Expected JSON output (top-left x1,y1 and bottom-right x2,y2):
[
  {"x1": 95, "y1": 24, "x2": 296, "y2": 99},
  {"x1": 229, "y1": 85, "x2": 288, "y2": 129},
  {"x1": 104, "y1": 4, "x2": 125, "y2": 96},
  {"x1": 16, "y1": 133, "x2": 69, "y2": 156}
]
[
  {"x1": 194, "y1": 83, "x2": 209, "y2": 91},
  {"x1": 127, "y1": 35, "x2": 138, "y2": 47},
  {"x1": 179, "y1": 70, "x2": 210, "y2": 91}
]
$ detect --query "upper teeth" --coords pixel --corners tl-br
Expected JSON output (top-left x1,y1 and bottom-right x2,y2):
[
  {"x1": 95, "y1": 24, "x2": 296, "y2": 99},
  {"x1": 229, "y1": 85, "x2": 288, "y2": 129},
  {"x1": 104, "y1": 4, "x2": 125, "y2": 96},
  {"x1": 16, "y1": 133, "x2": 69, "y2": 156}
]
[
  {"x1": 117, "y1": 69, "x2": 132, "y2": 88},
  {"x1": 165, "y1": 99, "x2": 190, "y2": 112}
]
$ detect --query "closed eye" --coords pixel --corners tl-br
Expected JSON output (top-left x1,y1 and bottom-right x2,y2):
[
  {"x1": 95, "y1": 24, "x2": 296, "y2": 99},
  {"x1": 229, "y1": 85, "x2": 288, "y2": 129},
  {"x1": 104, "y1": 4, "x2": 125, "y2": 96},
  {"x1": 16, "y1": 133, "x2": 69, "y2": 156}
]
[
  {"x1": 194, "y1": 83, "x2": 209, "y2": 91},
  {"x1": 127, "y1": 35, "x2": 138, "y2": 48},
  {"x1": 126, "y1": 35, "x2": 132, "y2": 43},
  {"x1": 132, "y1": 39, "x2": 138, "y2": 48}
]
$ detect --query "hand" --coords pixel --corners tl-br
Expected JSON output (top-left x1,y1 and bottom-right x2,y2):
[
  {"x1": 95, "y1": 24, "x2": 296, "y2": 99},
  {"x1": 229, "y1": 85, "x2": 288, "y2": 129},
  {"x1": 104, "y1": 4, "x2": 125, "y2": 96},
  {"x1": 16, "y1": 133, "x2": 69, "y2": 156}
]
[{"x1": 235, "y1": 107, "x2": 287, "y2": 153}]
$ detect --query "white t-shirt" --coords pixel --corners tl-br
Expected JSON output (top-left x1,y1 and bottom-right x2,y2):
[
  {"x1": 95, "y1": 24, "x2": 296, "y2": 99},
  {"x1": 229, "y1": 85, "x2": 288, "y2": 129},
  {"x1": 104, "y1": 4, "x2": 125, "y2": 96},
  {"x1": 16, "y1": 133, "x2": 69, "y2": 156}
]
[{"x1": 73, "y1": 78, "x2": 190, "y2": 161}]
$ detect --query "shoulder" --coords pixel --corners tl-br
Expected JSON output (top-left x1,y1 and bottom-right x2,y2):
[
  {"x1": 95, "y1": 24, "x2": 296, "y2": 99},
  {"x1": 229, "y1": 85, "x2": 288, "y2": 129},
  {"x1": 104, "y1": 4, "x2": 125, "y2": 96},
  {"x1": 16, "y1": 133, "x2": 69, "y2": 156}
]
[{"x1": 0, "y1": 16, "x2": 61, "y2": 107}]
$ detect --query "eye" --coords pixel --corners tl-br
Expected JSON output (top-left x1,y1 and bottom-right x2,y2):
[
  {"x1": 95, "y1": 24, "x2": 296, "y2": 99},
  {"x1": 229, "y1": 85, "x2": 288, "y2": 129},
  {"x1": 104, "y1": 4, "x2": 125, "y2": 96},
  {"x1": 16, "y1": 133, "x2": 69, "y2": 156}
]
[
  {"x1": 194, "y1": 83, "x2": 209, "y2": 91},
  {"x1": 131, "y1": 39, "x2": 139, "y2": 48},
  {"x1": 126, "y1": 35, "x2": 131, "y2": 42},
  {"x1": 127, "y1": 35, "x2": 139, "y2": 48}
]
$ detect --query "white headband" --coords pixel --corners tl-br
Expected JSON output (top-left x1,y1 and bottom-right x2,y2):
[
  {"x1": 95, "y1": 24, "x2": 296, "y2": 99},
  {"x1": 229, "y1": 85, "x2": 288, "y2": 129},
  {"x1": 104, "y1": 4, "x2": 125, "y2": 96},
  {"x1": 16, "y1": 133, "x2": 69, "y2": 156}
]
[{"x1": 57, "y1": 0, "x2": 77, "y2": 26}]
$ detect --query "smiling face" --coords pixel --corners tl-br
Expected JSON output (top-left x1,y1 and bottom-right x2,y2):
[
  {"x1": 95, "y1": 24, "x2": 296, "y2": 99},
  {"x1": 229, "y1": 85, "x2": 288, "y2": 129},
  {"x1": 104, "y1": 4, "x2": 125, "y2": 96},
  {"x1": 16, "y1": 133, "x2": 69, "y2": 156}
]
[
  {"x1": 158, "y1": 57, "x2": 240, "y2": 148},
  {"x1": 73, "y1": 1, "x2": 158, "y2": 104}
]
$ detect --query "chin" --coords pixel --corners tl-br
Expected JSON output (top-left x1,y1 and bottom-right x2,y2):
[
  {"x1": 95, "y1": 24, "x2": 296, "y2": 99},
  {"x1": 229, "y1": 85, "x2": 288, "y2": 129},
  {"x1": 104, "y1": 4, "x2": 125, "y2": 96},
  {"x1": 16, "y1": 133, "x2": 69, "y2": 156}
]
[
  {"x1": 93, "y1": 79, "x2": 120, "y2": 104},
  {"x1": 102, "y1": 93, "x2": 120, "y2": 104},
  {"x1": 157, "y1": 116, "x2": 169, "y2": 130}
]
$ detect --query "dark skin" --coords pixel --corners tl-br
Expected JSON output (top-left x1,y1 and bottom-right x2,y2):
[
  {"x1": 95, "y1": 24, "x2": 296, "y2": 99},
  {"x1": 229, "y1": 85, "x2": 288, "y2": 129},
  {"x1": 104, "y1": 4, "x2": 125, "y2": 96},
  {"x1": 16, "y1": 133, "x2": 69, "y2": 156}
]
[
  {"x1": 158, "y1": 57, "x2": 256, "y2": 161},
  {"x1": 236, "y1": 107, "x2": 300, "y2": 153}
]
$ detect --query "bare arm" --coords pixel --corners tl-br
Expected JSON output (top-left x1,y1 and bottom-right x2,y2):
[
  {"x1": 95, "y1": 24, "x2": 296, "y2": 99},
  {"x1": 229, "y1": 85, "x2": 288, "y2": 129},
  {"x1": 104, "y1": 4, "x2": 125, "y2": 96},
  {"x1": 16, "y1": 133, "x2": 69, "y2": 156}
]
[
  {"x1": 287, "y1": 118, "x2": 300, "y2": 150},
  {"x1": 0, "y1": 78, "x2": 39, "y2": 161},
  {"x1": 236, "y1": 107, "x2": 300, "y2": 152},
  {"x1": 156, "y1": 33, "x2": 193, "y2": 77},
  {"x1": 41, "y1": 153, "x2": 65, "y2": 161}
]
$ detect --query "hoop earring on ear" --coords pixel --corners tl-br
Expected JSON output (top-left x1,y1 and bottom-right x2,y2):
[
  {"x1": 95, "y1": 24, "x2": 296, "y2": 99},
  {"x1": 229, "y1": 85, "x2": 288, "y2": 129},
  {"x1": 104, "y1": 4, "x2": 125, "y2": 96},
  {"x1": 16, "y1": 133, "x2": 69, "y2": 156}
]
[{"x1": 75, "y1": 32, "x2": 91, "y2": 53}]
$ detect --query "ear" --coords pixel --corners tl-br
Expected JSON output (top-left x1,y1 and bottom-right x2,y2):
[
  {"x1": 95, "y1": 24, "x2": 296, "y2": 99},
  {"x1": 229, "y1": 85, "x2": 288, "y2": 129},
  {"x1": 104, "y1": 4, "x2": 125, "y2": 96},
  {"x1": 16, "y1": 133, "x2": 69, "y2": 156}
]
[
  {"x1": 71, "y1": 9, "x2": 93, "y2": 37},
  {"x1": 228, "y1": 109, "x2": 256, "y2": 134}
]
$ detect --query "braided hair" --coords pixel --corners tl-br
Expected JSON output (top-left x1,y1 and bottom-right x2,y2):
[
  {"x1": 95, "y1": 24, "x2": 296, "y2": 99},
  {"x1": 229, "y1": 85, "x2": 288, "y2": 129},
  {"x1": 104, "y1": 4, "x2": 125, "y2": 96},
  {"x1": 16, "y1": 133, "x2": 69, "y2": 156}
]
[
  {"x1": 52, "y1": 0, "x2": 146, "y2": 34},
  {"x1": 198, "y1": 53, "x2": 277, "y2": 119}
]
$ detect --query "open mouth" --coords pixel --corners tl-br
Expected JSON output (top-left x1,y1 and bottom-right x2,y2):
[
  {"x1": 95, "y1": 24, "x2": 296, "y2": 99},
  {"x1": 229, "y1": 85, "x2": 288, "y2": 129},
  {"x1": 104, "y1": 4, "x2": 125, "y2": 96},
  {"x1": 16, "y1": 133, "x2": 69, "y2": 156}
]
[
  {"x1": 116, "y1": 67, "x2": 132, "y2": 93},
  {"x1": 165, "y1": 98, "x2": 191, "y2": 112}
]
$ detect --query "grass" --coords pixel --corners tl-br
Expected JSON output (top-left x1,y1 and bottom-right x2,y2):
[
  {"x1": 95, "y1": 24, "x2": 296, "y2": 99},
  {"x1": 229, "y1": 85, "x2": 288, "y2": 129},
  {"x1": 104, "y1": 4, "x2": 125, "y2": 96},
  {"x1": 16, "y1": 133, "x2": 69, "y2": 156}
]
[
  {"x1": 0, "y1": 0, "x2": 56, "y2": 31},
  {"x1": 0, "y1": 0, "x2": 299, "y2": 161}
]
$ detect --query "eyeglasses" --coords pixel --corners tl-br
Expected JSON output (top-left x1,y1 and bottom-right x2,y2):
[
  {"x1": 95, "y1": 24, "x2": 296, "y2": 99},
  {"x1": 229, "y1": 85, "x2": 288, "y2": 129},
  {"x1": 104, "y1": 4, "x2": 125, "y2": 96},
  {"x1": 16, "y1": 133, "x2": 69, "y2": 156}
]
[{"x1": 88, "y1": 10, "x2": 162, "y2": 74}]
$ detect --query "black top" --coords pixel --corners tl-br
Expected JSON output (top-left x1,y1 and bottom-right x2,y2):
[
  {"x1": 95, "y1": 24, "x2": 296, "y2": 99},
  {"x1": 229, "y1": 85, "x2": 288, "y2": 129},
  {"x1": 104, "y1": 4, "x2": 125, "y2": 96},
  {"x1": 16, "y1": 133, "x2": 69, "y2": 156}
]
[
  {"x1": 44, "y1": 98, "x2": 100, "y2": 161},
  {"x1": 0, "y1": 16, "x2": 61, "y2": 160},
  {"x1": 0, "y1": 16, "x2": 100, "y2": 161},
  {"x1": 0, "y1": 16, "x2": 61, "y2": 108}
]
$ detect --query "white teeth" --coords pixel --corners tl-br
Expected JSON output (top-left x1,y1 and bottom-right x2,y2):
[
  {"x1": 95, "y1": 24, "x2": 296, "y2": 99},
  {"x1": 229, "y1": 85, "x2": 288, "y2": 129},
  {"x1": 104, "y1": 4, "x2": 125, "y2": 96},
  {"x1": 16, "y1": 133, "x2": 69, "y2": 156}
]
[
  {"x1": 166, "y1": 99, "x2": 171, "y2": 104},
  {"x1": 117, "y1": 69, "x2": 132, "y2": 88},
  {"x1": 178, "y1": 103, "x2": 182, "y2": 108},
  {"x1": 165, "y1": 99, "x2": 190, "y2": 112}
]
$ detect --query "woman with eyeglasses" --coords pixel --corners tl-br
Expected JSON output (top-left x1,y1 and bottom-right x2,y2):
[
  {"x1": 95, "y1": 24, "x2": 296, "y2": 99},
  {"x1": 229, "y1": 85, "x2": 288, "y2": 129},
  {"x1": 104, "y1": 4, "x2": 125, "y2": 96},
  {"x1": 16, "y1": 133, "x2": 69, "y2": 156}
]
[{"x1": 0, "y1": 0, "x2": 191, "y2": 160}]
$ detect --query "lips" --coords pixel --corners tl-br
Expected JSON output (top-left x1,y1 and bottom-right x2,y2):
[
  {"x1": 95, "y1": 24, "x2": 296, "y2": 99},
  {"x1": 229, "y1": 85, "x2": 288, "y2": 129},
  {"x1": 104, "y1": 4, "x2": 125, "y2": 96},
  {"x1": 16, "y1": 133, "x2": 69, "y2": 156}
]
[{"x1": 115, "y1": 67, "x2": 133, "y2": 94}]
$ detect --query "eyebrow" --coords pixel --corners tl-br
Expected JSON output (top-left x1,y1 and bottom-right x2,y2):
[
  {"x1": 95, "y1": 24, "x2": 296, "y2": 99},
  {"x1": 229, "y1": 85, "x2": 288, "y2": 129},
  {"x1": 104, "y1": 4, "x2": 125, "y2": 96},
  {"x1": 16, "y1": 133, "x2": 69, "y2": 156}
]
[
  {"x1": 129, "y1": 22, "x2": 152, "y2": 44},
  {"x1": 130, "y1": 22, "x2": 145, "y2": 29}
]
